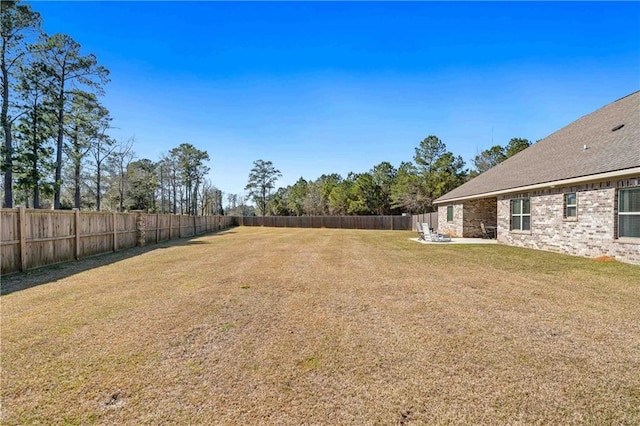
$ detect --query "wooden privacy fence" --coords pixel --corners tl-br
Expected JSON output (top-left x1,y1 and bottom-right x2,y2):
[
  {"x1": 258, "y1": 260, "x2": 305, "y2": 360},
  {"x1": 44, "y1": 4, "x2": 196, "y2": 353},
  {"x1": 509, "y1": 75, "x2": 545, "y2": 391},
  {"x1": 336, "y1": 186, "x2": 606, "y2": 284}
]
[
  {"x1": 142, "y1": 212, "x2": 234, "y2": 245},
  {"x1": 1, "y1": 209, "x2": 436, "y2": 274},
  {"x1": 236, "y1": 215, "x2": 413, "y2": 230},
  {"x1": 0, "y1": 207, "x2": 235, "y2": 275}
]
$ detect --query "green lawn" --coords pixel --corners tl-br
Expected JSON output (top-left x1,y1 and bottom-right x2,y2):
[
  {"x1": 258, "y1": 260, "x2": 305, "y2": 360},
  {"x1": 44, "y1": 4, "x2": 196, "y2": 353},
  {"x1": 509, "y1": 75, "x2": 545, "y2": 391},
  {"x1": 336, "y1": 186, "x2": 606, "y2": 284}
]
[{"x1": 2, "y1": 227, "x2": 639, "y2": 424}]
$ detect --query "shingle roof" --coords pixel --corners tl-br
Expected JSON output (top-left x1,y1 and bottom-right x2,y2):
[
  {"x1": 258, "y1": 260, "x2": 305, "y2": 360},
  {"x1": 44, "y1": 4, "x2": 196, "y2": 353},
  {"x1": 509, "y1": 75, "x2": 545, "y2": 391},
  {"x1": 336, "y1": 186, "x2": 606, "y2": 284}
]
[{"x1": 434, "y1": 91, "x2": 640, "y2": 204}]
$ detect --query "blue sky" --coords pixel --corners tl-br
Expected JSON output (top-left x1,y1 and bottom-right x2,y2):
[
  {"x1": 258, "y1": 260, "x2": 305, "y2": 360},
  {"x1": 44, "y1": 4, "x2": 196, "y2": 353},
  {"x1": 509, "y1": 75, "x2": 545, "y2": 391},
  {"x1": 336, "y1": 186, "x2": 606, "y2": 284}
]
[{"x1": 31, "y1": 1, "x2": 640, "y2": 197}]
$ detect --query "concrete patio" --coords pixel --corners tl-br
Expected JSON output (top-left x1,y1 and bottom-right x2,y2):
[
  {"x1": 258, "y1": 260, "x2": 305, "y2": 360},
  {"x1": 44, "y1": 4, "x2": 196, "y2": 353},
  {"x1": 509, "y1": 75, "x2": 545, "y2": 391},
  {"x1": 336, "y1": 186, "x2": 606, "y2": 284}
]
[{"x1": 410, "y1": 237, "x2": 498, "y2": 245}]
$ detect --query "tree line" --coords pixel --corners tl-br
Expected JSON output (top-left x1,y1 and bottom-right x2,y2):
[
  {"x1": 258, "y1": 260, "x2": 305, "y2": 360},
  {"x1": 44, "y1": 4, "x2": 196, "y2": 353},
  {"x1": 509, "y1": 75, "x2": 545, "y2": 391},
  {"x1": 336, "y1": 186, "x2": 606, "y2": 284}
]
[
  {"x1": 2, "y1": 1, "x2": 532, "y2": 217},
  {"x1": 244, "y1": 136, "x2": 531, "y2": 216},
  {"x1": 1, "y1": 1, "x2": 216, "y2": 214}
]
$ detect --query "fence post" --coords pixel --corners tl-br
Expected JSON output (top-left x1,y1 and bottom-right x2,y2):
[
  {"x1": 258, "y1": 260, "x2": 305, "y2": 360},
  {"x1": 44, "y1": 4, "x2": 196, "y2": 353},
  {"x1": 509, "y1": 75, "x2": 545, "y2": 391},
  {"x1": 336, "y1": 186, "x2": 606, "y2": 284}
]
[
  {"x1": 156, "y1": 213, "x2": 160, "y2": 243},
  {"x1": 74, "y1": 208, "x2": 81, "y2": 260},
  {"x1": 178, "y1": 215, "x2": 182, "y2": 238},
  {"x1": 18, "y1": 206, "x2": 27, "y2": 272},
  {"x1": 113, "y1": 212, "x2": 117, "y2": 252}
]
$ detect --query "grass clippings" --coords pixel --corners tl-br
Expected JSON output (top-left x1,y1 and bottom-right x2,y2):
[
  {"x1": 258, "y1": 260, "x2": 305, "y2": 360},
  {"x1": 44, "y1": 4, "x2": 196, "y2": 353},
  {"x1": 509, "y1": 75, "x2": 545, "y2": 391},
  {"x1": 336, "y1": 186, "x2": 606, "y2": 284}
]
[{"x1": 2, "y1": 227, "x2": 639, "y2": 424}]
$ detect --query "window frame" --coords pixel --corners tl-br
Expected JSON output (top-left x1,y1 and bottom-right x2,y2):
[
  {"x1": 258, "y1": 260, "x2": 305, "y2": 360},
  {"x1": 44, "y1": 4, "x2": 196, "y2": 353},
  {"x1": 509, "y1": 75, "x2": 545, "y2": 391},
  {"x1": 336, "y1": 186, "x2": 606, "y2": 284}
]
[
  {"x1": 618, "y1": 188, "x2": 640, "y2": 239},
  {"x1": 510, "y1": 198, "x2": 531, "y2": 232},
  {"x1": 564, "y1": 192, "x2": 577, "y2": 220},
  {"x1": 446, "y1": 205, "x2": 454, "y2": 222}
]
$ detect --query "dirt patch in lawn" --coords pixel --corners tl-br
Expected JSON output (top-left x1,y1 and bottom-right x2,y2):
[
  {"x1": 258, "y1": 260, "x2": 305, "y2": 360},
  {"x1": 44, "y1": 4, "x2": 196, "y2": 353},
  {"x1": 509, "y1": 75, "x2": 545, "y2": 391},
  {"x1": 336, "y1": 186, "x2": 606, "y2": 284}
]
[{"x1": 2, "y1": 227, "x2": 639, "y2": 424}]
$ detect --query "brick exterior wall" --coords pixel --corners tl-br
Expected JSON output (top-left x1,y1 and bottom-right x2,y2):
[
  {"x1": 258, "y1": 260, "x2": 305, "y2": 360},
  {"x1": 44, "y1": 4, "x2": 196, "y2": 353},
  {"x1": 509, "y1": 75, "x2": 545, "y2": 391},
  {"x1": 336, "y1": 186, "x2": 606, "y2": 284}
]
[
  {"x1": 497, "y1": 178, "x2": 640, "y2": 265},
  {"x1": 437, "y1": 177, "x2": 639, "y2": 264}
]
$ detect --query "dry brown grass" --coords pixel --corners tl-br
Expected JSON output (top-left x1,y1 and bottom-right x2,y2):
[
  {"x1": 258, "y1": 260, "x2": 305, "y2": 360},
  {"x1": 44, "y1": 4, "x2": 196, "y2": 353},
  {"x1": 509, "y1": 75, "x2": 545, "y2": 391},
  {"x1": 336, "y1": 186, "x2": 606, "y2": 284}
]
[{"x1": 2, "y1": 227, "x2": 639, "y2": 425}]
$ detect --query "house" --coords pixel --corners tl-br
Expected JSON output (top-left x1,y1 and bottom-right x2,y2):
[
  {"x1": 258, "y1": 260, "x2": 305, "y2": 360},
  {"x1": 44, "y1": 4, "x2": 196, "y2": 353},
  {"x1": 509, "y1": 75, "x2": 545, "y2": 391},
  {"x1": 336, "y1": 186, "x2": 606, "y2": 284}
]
[{"x1": 433, "y1": 91, "x2": 640, "y2": 265}]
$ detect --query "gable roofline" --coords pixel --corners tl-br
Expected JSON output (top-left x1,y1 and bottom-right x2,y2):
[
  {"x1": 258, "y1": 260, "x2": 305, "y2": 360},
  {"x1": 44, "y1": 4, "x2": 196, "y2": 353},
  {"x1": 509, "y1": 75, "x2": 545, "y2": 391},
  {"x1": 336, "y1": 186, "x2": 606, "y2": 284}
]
[
  {"x1": 433, "y1": 166, "x2": 640, "y2": 205},
  {"x1": 610, "y1": 90, "x2": 640, "y2": 104},
  {"x1": 432, "y1": 91, "x2": 640, "y2": 204}
]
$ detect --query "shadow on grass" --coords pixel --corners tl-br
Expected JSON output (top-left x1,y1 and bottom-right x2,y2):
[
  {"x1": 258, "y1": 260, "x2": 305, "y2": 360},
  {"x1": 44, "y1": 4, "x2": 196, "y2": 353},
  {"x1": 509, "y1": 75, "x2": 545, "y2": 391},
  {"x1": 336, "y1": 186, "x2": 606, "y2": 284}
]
[{"x1": 0, "y1": 227, "x2": 238, "y2": 296}]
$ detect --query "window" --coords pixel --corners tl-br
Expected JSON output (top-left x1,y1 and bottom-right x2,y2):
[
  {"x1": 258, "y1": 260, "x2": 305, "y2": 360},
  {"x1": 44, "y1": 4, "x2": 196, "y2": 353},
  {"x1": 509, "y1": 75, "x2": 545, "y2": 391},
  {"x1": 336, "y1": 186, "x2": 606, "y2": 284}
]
[
  {"x1": 447, "y1": 205, "x2": 453, "y2": 222},
  {"x1": 565, "y1": 193, "x2": 577, "y2": 218},
  {"x1": 510, "y1": 198, "x2": 531, "y2": 231},
  {"x1": 618, "y1": 188, "x2": 640, "y2": 238}
]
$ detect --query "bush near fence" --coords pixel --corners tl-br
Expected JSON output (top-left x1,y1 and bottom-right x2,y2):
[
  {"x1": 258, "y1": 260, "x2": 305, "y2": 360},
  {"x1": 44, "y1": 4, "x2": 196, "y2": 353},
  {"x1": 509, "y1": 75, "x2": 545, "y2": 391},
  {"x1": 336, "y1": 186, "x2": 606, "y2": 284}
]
[{"x1": 0, "y1": 207, "x2": 235, "y2": 275}]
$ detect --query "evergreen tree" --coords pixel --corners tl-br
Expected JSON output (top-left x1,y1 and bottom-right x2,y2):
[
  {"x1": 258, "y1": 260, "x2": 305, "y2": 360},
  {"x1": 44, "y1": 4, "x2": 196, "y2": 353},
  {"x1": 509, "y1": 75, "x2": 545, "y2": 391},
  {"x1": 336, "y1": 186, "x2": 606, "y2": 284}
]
[
  {"x1": 13, "y1": 61, "x2": 55, "y2": 208},
  {"x1": 413, "y1": 135, "x2": 467, "y2": 211},
  {"x1": 36, "y1": 33, "x2": 109, "y2": 209},
  {"x1": 88, "y1": 111, "x2": 115, "y2": 211},
  {"x1": 64, "y1": 90, "x2": 105, "y2": 209},
  {"x1": 1, "y1": 0, "x2": 41, "y2": 207},
  {"x1": 245, "y1": 159, "x2": 281, "y2": 216},
  {"x1": 471, "y1": 137, "x2": 531, "y2": 176},
  {"x1": 169, "y1": 143, "x2": 210, "y2": 215},
  {"x1": 127, "y1": 159, "x2": 157, "y2": 211}
]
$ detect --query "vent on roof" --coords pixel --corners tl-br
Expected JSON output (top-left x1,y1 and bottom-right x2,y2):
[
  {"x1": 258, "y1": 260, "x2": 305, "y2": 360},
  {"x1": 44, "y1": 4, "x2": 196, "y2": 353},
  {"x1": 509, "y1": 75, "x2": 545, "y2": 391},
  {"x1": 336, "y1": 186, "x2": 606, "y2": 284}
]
[{"x1": 611, "y1": 124, "x2": 625, "y2": 132}]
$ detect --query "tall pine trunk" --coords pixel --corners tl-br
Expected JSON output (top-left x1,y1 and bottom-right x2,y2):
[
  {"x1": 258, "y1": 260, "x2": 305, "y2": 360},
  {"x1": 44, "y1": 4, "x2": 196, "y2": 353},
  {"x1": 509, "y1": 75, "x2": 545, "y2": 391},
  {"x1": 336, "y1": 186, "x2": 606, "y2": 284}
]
[
  {"x1": 171, "y1": 170, "x2": 177, "y2": 214},
  {"x1": 32, "y1": 159, "x2": 40, "y2": 209},
  {"x1": 73, "y1": 129, "x2": 81, "y2": 209},
  {"x1": 53, "y1": 79, "x2": 65, "y2": 210},
  {"x1": 193, "y1": 178, "x2": 199, "y2": 216},
  {"x1": 118, "y1": 178, "x2": 124, "y2": 212},
  {"x1": 30, "y1": 117, "x2": 39, "y2": 208},
  {"x1": 1, "y1": 50, "x2": 12, "y2": 208},
  {"x1": 160, "y1": 166, "x2": 164, "y2": 213},
  {"x1": 95, "y1": 162, "x2": 101, "y2": 211}
]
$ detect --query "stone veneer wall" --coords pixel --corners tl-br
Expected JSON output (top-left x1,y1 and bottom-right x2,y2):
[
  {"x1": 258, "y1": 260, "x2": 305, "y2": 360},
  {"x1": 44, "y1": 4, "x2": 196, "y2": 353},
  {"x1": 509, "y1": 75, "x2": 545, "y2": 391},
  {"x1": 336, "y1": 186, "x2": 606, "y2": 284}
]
[
  {"x1": 438, "y1": 204, "x2": 463, "y2": 237},
  {"x1": 496, "y1": 178, "x2": 640, "y2": 265}
]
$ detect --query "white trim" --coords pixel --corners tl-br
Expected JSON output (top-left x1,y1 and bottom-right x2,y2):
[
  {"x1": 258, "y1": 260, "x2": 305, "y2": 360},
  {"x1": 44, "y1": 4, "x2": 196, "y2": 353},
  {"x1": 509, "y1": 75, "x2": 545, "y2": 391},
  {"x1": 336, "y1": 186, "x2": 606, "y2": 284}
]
[
  {"x1": 510, "y1": 198, "x2": 531, "y2": 232},
  {"x1": 618, "y1": 187, "x2": 640, "y2": 239},
  {"x1": 564, "y1": 192, "x2": 578, "y2": 219},
  {"x1": 434, "y1": 167, "x2": 640, "y2": 204}
]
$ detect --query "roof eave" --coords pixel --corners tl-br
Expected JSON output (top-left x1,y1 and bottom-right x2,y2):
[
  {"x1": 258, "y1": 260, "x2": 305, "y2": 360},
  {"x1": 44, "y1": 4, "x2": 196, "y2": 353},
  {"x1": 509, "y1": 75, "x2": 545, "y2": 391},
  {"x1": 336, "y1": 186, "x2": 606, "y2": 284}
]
[{"x1": 433, "y1": 167, "x2": 640, "y2": 205}]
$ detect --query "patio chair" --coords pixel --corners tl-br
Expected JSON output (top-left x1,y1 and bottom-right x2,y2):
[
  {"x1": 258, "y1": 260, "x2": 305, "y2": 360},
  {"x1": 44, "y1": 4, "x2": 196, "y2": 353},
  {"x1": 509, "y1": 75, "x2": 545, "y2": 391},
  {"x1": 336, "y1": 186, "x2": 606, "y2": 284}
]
[
  {"x1": 423, "y1": 223, "x2": 451, "y2": 242},
  {"x1": 480, "y1": 222, "x2": 496, "y2": 239},
  {"x1": 416, "y1": 222, "x2": 426, "y2": 241}
]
